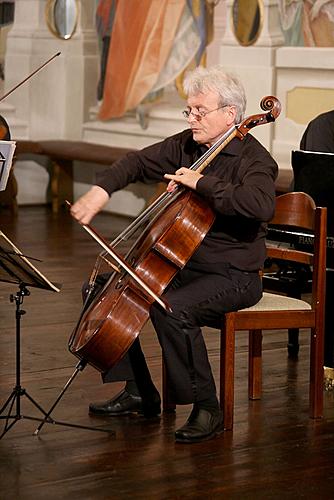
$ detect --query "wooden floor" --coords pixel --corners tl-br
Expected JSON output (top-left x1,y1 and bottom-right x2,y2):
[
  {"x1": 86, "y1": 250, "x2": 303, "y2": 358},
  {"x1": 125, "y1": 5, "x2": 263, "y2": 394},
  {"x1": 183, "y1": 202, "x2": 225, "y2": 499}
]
[{"x1": 0, "y1": 205, "x2": 334, "y2": 500}]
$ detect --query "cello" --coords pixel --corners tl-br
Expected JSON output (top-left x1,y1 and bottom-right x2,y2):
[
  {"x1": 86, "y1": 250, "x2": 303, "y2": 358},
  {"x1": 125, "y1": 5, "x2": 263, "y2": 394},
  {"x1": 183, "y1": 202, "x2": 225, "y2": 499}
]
[{"x1": 69, "y1": 96, "x2": 281, "y2": 374}]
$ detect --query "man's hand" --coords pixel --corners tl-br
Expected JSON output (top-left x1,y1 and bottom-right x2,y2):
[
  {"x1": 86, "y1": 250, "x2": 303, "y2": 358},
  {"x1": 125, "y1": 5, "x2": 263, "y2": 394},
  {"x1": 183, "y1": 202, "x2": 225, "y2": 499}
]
[
  {"x1": 164, "y1": 167, "x2": 203, "y2": 192},
  {"x1": 70, "y1": 186, "x2": 109, "y2": 225}
]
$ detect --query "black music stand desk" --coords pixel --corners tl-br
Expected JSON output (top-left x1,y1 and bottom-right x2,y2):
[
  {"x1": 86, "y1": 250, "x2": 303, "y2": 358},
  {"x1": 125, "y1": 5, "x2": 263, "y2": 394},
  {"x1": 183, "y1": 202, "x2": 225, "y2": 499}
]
[{"x1": 0, "y1": 230, "x2": 113, "y2": 438}]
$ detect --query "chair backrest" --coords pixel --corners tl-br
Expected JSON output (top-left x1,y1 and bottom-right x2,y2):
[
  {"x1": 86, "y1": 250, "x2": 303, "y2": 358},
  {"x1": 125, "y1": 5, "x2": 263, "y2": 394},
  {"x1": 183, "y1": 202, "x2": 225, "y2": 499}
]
[{"x1": 266, "y1": 192, "x2": 327, "y2": 310}]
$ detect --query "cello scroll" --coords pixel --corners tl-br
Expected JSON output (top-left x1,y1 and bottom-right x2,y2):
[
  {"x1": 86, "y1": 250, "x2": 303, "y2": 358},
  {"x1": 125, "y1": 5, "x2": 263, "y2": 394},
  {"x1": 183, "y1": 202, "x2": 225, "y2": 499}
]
[{"x1": 236, "y1": 95, "x2": 281, "y2": 138}]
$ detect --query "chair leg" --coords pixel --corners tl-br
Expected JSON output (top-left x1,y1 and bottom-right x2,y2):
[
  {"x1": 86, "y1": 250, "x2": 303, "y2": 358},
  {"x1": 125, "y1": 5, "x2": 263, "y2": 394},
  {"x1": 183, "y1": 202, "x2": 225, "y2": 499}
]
[
  {"x1": 162, "y1": 359, "x2": 176, "y2": 413},
  {"x1": 248, "y1": 329, "x2": 262, "y2": 400},
  {"x1": 287, "y1": 328, "x2": 299, "y2": 358},
  {"x1": 220, "y1": 313, "x2": 235, "y2": 430},
  {"x1": 309, "y1": 327, "x2": 324, "y2": 419},
  {"x1": 287, "y1": 292, "x2": 302, "y2": 358}
]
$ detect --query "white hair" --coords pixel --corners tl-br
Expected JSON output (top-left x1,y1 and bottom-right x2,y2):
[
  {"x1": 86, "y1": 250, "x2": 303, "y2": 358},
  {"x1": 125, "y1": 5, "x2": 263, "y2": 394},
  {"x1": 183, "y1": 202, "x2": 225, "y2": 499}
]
[{"x1": 183, "y1": 65, "x2": 246, "y2": 123}]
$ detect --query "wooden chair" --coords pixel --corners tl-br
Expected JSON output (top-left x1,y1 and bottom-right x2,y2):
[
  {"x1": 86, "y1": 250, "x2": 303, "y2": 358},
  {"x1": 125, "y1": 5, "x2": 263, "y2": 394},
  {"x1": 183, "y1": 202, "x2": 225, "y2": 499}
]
[
  {"x1": 220, "y1": 192, "x2": 327, "y2": 429},
  {"x1": 163, "y1": 192, "x2": 327, "y2": 431}
]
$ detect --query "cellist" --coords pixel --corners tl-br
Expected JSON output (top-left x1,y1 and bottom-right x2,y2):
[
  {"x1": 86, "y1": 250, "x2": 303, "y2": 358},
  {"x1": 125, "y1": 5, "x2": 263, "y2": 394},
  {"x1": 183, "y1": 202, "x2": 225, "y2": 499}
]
[{"x1": 71, "y1": 65, "x2": 278, "y2": 444}]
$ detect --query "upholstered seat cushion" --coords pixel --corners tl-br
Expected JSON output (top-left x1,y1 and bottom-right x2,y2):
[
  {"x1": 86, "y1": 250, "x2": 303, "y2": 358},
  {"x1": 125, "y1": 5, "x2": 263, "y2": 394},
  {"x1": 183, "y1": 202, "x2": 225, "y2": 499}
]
[{"x1": 243, "y1": 292, "x2": 312, "y2": 312}]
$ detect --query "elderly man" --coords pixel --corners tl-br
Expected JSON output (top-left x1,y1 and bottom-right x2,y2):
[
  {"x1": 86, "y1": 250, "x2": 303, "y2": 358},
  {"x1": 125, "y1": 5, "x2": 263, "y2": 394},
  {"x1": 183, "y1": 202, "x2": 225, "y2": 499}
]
[{"x1": 71, "y1": 65, "x2": 278, "y2": 443}]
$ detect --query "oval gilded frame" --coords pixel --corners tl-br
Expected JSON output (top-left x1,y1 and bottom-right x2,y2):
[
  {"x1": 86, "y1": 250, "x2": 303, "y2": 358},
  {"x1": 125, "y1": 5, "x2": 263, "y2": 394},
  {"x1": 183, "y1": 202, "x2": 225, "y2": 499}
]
[
  {"x1": 45, "y1": 0, "x2": 79, "y2": 40},
  {"x1": 232, "y1": 0, "x2": 264, "y2": 47}
]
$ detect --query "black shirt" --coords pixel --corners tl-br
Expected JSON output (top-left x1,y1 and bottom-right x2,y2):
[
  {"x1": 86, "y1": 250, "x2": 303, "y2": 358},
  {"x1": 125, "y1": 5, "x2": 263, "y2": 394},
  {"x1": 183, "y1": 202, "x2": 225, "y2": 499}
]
[{"x1": 96, "y1": 129, "x2": 278, "y2": 272}]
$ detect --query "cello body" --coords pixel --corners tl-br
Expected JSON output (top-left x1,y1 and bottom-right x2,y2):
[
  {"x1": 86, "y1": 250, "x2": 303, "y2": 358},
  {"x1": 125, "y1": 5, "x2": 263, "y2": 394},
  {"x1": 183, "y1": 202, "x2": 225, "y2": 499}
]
[{"x1": 69, "y1": 189, "x2": 215, "y2": 372}]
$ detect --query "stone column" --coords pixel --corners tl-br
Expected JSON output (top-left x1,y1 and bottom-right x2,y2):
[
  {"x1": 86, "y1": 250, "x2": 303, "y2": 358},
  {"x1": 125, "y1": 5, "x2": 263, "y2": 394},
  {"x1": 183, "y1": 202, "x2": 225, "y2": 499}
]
[
  {"x1": 3, "y1": 0, "x2": 99, "y2": 140},
  {"x1": 1, "y1": 0, "x2": 100, "y2": 205}
]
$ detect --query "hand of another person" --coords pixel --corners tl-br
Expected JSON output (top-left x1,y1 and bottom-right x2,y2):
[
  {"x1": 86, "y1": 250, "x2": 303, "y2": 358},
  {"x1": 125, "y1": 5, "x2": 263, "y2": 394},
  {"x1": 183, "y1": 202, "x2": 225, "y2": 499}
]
[
  {"x1": 70, "y1": 186, "x2": 109, "y2": 225},
  {"x1": 164, "y1": 167, "x2": 203, "y2": 192}
]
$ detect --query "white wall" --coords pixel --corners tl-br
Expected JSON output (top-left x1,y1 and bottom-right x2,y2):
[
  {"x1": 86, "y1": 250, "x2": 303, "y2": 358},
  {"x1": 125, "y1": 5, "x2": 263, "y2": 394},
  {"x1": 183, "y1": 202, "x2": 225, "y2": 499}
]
[
  {"x1": 1, "y1": 0, "x2": 100, "y2": 207},
  {"x1": 2, "y1": 0, "x2": 334, "y2": 213}
]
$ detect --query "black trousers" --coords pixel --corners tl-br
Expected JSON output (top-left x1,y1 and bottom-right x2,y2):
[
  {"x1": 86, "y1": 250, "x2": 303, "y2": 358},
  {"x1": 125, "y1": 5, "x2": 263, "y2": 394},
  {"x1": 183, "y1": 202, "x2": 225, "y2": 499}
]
[{"x1": 101, "y1": 266, "x2": 262, "y2": 405}]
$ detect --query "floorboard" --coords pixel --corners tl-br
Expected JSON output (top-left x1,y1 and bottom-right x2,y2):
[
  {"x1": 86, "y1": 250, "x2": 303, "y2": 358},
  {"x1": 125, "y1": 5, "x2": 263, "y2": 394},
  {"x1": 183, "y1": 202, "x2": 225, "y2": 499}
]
[{"x1": 0, "y1": 205, "x2": 334, "y2": 500}]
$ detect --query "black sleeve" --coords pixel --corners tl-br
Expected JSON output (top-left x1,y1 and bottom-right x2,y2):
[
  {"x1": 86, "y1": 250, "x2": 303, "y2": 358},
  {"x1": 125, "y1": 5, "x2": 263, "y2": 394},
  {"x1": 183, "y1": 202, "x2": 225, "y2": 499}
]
[{"x1": 95, "y1": 132, "x2": 188, "y2": 195}]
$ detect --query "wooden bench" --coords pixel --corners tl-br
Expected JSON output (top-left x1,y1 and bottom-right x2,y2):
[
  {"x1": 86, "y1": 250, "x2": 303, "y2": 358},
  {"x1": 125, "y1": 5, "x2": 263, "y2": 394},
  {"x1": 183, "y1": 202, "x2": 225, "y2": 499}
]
[
  {"x1": 0, "y1": 140, "x2": 135, "y2": 214},
  {"x1": 1, "y1": 139, "x2": 293, "y2": 214}
]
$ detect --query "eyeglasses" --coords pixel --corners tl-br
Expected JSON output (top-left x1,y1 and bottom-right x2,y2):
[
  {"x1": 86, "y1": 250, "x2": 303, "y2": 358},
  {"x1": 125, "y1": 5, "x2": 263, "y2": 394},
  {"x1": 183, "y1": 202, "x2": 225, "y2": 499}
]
[{"x1": 182, "y1": 105, "x2": 229, "y2": 120}]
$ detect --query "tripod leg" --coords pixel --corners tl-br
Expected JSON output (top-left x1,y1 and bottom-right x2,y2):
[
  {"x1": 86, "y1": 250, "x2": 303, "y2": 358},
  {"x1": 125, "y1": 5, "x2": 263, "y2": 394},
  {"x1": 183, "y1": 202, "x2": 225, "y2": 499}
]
[
  {"x1": 0, "y1": 388, "x2": 17, "y2": 414},
  {"x1": 0, "y1": 390, "x2": 19, "y2": 439}
]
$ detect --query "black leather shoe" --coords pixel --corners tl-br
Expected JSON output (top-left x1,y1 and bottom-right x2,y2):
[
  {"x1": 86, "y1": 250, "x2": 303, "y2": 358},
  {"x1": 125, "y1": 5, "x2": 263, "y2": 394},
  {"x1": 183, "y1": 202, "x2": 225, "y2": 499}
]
[
  {"x1": 175, "y1": 407, "x2": 224, "y2": 443},
  {"x1": 89, "y1": 389, "x2": 161, "y2": 417}
]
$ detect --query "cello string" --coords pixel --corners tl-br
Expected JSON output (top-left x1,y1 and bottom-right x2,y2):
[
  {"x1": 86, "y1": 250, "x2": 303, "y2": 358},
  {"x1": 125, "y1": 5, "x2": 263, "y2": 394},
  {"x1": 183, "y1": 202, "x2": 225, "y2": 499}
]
[{"x1": 82, "y1": 223, "x2": 172, "y2": 311}]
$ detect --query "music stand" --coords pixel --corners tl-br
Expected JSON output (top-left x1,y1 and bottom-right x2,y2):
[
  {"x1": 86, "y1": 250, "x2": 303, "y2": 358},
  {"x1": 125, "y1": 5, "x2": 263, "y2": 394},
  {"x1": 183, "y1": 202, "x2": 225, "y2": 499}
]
[{"x1": 0, "y1": 230, "x2": 114, "y2": 438}]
